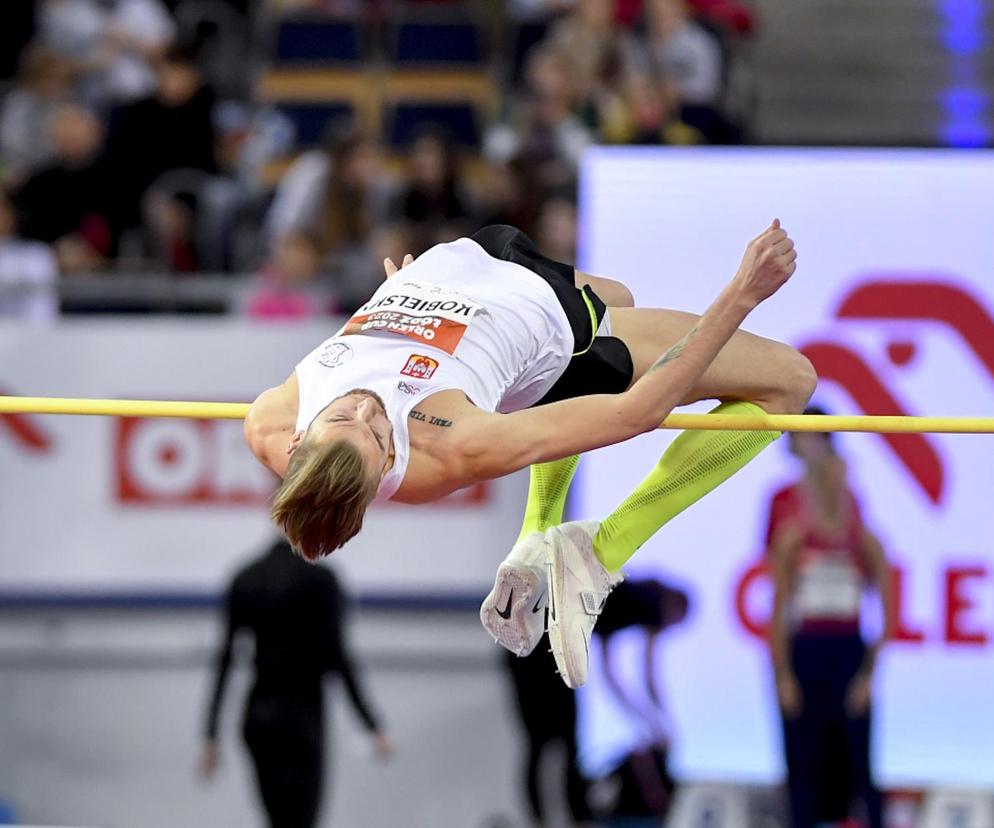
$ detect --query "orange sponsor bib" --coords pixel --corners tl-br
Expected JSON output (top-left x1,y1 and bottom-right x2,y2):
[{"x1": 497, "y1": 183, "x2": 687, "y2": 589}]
[{"x1": 341, "y1": 280, "x2": 484, "y2": 355}]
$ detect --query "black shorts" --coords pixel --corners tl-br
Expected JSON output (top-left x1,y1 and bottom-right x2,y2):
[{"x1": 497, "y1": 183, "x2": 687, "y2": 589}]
[{"x1": 470, "y1": 225, "x2": 634, "y2": 405}]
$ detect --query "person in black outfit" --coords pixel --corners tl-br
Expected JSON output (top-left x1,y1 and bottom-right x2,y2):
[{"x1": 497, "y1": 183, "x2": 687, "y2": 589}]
[
  {"x1": 200, "y1": 538, "x2": 392, "y2": 828},
  {"x1": 102, "y1": 42, "x2": 218, "y2": 267},
  {"x1": 504, "y1": 645, "x2": 594, "y2": 828},
  {"x1": 593, "y1": 579, "x2": 689, "y2": 825},
  {"x1": 13, "y1": 103, "x2": 113, "y2": 270}
]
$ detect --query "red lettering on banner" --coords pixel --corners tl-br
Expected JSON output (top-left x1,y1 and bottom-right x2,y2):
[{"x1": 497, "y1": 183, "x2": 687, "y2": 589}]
[
  {"x1": 0, "y1": 385, "x2": 52, "y2": 452},
  {"x1": 890, "y1": 566, "x2": 925, "y2": 643},
  {"x1": 945, "y1": 566, "x2": 989, "y2": 645},
  {"x1": 734, "y1": 561, "x2": 769, "y2": 639},
  {"x1": 116, "y1": 417, "x2": 275, "y2": 505},
  {"x1": 732, "y1": 560, "x2": 993, "y2": 648}
]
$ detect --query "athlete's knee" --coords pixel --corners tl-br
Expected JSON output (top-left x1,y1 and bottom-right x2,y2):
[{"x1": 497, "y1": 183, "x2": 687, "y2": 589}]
[
  {"x1": 607, "y1": 280, "x2": 635, "y2": 308},
  {"x1": 589, "y1": 275, "x2": 634, "y2": 308},
  {"x1": 771, "y1": 347, "x2": 817, "y2": 414}
]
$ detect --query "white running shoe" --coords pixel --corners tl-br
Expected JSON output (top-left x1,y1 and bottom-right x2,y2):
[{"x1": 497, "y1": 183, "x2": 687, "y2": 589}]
[
  {"x1": 546, "y1": 520, "x2": 624, "y2": 688},
  {"x1": 479, "y1": 531, "x2": 549, "y2": 657}
]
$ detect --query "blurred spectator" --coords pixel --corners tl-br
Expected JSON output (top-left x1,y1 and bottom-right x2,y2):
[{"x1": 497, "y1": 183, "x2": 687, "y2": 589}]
[
  {"x1": 598, "y1": 67, "x2": 701, "y2": 145},
  {"x1": 266, "y1": 121, "x2": 392, "y2": 311},
  {"x1": 102, "y1": 43, "x2": 218, "y2": 267},
  {"x1": 0, "y1": 46, "x2": 75, "y2": 186},
  {"x1": 533, "y1": 187, "x2": 578, "y2": 263},
  {"x1": 244, "y1": 230, "x2": 328, "y2": 319},
  {"x1": 591, "y1": 578, "x2": 689, "y2": 825},
  {"x1": 766, "y1": 408, "x2": 893, "y2": 828},
  {"x1": 485, "y1": 45, "x2": 593, "y2": 191},
  {"x1": 40, "y1": 0, "x2": 177, "y2": 104},
  {"x1": 545, "y1": 0, "x2": 632, "y2": 105},
  {"x1": 510, "y1": 0, "x2": 646, "y2": 27},
  {"x1": 271, "y1": 0, "x2": 367, "y2": 13},
  {"x1": 0, "y1": 189, "x2": 59, "y2": 321},
  {"x1": 503, "y1": 646, "x2": 594, "y2": 828},
  {"x1": 13, "y1": 104, "x2": 112, "y2": 272},
  {"x1": 391, "y1": 125, "x2": 475, "y2": 255},
  {"x1": 508, "y1": 0, "x2": 578, "y2": 19},
  {"x1": 0, "y1": 0, "x2": 37, "y2": 82},
  {"x1": 636, "y1": 0, "x2": 741, "y2": 143},
  {"x1": 688, "y1": 0, "x2": 756, "y2": 36},
  {"x1": 200, "y1": 538, "x2": 393, "y2": 828}
]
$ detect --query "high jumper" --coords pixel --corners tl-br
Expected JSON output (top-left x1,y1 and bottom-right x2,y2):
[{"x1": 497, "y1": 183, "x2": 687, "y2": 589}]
[{"x1": 244, "y1": 222, "x2": 814, "y2": 685}]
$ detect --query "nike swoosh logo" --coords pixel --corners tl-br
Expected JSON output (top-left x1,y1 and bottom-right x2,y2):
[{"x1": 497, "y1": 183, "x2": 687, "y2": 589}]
[
  {"x1": 496, "y1": 589, "x2": 514, "y2": 620},
  {"x1": 531, "y1": 590, "x2": 546, "y2": 613}
]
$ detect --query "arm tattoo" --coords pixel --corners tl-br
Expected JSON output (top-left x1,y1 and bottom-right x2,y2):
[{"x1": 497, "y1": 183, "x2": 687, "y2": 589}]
[
  {"x1": 648, "y1": 324, "x2": 699, "y2": 373},
  {"x1": 409, "y1": 409, "x2": 453, "y2": 428}
]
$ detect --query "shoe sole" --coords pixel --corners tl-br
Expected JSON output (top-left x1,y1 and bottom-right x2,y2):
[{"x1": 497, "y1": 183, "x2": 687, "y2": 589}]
[
  {"x1": 546, "y1": 526, "x2": 585, "y2": 689},
  {"x1": 480, "y1": 562, "x2": 546, "y2": 657}
]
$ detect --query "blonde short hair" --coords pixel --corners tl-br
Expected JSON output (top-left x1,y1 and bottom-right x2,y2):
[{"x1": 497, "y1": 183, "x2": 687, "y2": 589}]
[{"x1": 271, "y1": 438, "x2": 379, "y2": 561}]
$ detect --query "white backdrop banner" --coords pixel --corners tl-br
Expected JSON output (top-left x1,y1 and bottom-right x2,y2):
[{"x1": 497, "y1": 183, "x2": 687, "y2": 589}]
[
  {"x1": 576, "y1": 148, "x2": 994, "y2": 788},
  {"x1": 0, "y1": 320, "x2": 526, "y2": 597}
]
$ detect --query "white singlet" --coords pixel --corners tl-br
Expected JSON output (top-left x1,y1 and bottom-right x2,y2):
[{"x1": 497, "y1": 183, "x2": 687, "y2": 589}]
[{"x1": 294, "y1": 238, "x2": 575, "y2": 500}]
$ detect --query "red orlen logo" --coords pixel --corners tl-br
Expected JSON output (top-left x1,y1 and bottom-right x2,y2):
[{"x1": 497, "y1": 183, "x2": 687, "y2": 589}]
[
  {"x1": 401, "y1": 354, "x2": 438, "y2": 380},
  {"x1": 800, "y1": 277, "x2": 994, "y2": 505},
  {"x1": 0, "y1": 386, "x2": 52, "y2": 452},
  {"x1": 116, "y1": 416, "x2": 275, "y2": 505}
]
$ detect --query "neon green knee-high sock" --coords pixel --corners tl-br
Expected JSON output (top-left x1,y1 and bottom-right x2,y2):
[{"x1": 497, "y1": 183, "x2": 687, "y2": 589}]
[
  {"x1": 515, "y1": 456, "x2": 580, "y2": 544},
  {"x1": 593, "y1": 401, "x2": 780, "y2": 572}
]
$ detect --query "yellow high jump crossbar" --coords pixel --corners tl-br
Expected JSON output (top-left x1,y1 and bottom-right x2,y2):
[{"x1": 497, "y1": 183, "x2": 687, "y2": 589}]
[{"x1": 1, "y1": 396, "x2": 993, "y2": 434}]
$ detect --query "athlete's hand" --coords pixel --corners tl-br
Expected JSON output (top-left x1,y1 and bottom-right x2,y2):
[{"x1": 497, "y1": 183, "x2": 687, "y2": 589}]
[
  {"x1": 732, "y1": 219, "x2": 797, "y2": 307},
  {"x1": 383, "y1": 253, "x2": 414, "y2": 279},
  {"x1": 197, "y1": 740, "x2": 219, "y2": 781},
  {"x1": 845, "y1": 671, "x2": 873, "y2": 717},
  {"x1": 372, "y1": 730, "x2": 396, "y2": 760},
  {"x1": 776, "y1": 670, "x2": 803, "y2": 719}
]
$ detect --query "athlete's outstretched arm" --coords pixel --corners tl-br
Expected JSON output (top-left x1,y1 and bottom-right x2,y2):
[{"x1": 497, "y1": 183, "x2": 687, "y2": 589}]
[{"x1": 459, "y1": 220, "x2": 800, "y2": 479}]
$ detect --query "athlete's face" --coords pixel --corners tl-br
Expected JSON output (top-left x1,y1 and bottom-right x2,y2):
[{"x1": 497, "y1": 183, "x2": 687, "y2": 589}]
[
  {"x1": 295, "y1": 390, "x2": 394, "y2": 480},
  {"x1": 789, "y1": 431, "x2": 834, "y2": 468}
]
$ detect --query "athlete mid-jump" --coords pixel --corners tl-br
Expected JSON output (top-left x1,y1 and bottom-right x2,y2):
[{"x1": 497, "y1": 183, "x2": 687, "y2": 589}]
[{"x1": 245, "y1": 223, "x2": 815, "y2": 686}]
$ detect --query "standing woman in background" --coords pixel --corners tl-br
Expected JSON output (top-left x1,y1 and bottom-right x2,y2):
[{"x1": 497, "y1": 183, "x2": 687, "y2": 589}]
[
  {"x1": 199, "y1": 538, "x2": 393, "y2": 828},
  {"x1": 767, "y1": 407, "x2": 894, "y2": 828}
]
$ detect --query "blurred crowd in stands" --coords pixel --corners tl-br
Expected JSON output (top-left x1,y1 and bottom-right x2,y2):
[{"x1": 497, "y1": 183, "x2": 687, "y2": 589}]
[{"x1": 0, "y1": 0, "x2": 756, "y2": 318}]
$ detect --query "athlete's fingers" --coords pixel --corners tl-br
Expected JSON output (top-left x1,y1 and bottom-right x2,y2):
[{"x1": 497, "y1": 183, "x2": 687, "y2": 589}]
[
  {"x1": 752, "y1": 219, "x2": 781, "y2": 244},
  {"x1": 384, "y1": 257, "x2": 398, "y2": 278},
  {"x1": 763, "y1": 228, "x2": 788, "y2": 246},
  {"x1": 402, "y1": 253, "x2": 414, "y2": 268},
  {"x1": 772, "y1": 236, "x2": 794, "y2": 255}
]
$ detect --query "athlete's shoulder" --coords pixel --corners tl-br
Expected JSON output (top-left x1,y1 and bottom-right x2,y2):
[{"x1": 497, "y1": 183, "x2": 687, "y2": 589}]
[{"x1": 245, "y1": 374, "x2": 298, "y2": 471}]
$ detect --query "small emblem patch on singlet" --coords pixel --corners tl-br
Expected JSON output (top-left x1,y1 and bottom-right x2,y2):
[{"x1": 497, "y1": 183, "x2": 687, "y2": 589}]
[
  {"x1": 397, "y1": 381, "x2": 422, "y2": 395},
  {"x1": 401, "y1": 354, "x2": 439, "y2": 379},
  {"x1": 316, "y1": 341, "x2": 353, "y2": 368}
]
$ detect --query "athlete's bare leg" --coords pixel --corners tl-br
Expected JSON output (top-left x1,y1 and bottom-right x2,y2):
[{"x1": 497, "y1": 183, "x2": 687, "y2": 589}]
[
  {"x1": 608, "y1": 306, "x2": 816, "y2": 414},
  {"x1": 574, "y1": 276, "x2": 813, "y2": 413},
  {"x1": 575, "y1": 270, "x2": 635, "y2": 308}
]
